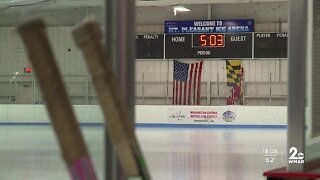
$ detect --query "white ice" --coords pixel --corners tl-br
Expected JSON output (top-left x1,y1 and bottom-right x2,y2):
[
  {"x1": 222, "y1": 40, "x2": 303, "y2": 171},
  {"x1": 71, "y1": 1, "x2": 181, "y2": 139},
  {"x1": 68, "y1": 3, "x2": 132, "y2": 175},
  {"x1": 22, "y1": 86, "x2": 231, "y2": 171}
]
[{"x1": 0, "y1": 126, "x2": 286, "y2": 180}]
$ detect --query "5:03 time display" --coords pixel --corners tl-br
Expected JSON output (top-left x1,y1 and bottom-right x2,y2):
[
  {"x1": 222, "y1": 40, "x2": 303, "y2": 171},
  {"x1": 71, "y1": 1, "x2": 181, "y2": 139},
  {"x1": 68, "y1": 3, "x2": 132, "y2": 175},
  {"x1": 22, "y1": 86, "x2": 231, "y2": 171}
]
[{"x1": 193, "y1": 34, "x2": 225, "y2": 47}]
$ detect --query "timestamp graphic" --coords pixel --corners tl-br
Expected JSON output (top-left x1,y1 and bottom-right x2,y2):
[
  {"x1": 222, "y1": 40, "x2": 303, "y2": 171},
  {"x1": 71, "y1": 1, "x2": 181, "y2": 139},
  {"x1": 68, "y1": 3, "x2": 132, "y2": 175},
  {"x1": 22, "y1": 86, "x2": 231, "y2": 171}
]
[{"x1": 262, "y1": 148, "x2": 279, "y2": 163}]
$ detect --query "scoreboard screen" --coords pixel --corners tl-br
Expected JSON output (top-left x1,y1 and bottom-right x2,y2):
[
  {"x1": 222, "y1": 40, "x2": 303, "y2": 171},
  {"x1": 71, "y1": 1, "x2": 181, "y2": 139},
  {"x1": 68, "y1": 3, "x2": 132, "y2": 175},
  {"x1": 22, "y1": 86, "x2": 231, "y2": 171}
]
[
  {"x1": 192, "y1": 34, "x2": 225, "y2": 47},
  {"x1": 254, "y1": 32, "x2": 288, "y2": 58},
  {"x1": 136, "y1": 34, "x2": 164, "y2": 59},
  {"x1": 165, "y1": 33, "x2": 252, "y2": 59}
]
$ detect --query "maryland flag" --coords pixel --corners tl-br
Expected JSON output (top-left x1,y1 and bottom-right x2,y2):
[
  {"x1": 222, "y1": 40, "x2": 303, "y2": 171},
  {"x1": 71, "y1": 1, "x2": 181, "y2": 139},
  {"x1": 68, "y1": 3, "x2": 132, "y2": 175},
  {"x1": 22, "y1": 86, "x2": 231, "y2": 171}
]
[
  {"x1": 226, "y1": 60, "x2": 241, "y2": 87},
  {"x1": 226, "y1": 60, "x2": 244, "y2": 105}
]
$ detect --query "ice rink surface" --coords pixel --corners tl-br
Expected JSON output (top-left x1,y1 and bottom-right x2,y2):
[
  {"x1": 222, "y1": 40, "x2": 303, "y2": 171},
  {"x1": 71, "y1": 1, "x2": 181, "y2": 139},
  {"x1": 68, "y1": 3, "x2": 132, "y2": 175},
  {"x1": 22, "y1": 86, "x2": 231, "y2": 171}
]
[{"x1": 0, "y1": 125, "x2": 286, "y2": 180}]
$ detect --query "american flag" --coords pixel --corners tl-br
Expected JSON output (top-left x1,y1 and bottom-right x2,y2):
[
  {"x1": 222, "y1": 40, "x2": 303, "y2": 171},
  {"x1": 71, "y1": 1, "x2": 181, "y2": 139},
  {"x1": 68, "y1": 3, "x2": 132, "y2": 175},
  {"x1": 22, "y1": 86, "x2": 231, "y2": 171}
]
[{"x1": 172, "y1": 60, "x2": 203, "y2": 105}]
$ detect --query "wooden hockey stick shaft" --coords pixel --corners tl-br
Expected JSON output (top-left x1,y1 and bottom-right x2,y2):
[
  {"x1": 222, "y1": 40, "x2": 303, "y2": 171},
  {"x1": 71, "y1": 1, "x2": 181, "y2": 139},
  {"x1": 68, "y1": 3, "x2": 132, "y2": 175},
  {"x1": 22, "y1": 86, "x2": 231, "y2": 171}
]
[
  {"x1": 17, "y1": 19, "x2": 97, "y2": 180},
  {"x1": 73, "y1": 21, "x2": 151, "y2": 179}
]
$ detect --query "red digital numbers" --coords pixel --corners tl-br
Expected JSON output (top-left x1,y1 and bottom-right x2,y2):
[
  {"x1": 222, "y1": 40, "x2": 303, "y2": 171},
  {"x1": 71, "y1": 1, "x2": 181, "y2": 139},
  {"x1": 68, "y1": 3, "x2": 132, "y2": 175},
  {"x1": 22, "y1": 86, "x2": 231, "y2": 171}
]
[{"x1": 199, "y1": 34, "x2": 224, "y2": 47}]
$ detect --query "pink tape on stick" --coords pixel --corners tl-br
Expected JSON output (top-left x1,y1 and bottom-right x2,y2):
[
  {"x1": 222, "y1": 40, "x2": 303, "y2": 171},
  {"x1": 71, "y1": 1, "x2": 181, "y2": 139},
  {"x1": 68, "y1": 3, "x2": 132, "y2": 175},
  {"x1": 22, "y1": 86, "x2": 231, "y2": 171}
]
[{"x1": 69, "y1": 156, "x2": 97, "y2": 180}]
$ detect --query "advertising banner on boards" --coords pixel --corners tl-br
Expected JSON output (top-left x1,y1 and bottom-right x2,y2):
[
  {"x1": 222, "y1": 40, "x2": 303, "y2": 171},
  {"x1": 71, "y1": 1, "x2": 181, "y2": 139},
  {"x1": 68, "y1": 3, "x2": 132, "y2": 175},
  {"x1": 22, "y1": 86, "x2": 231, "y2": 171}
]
[
  {"x1": 165, "y1": 19, "x2": 254, "y2": 34},
  {"x1": 167, "y1": 106, "x2": 237, "y2": 124}
]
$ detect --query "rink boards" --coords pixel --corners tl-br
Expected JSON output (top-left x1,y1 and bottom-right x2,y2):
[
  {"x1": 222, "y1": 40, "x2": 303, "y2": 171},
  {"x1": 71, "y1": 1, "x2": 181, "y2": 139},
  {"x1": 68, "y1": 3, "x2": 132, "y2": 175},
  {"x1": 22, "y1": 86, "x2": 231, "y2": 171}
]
[{"x1": 0, "y1": 105, "x2": 286, "y2": 127}]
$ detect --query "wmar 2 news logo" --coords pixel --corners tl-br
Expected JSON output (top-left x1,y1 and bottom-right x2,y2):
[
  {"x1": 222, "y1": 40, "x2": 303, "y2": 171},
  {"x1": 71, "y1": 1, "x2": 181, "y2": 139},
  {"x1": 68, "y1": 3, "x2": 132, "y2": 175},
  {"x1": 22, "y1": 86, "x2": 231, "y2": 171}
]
[{"x1": 288, "y1": 147, "x2": 304, "y2": 164}]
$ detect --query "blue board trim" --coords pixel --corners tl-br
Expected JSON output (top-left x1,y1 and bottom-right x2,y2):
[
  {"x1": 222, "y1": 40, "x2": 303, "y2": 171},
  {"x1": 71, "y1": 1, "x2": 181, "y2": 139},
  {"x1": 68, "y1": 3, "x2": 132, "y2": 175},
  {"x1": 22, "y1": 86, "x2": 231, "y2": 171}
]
[
  {"x1": 0, "y1": 122, "x2": 103, "y2": 127},
  {"x1": 0, "y1": 122, "x2": 287, "y2": 129},
  {"x1": 136, "y1": 123, "x2": 287, "y2": 129}
]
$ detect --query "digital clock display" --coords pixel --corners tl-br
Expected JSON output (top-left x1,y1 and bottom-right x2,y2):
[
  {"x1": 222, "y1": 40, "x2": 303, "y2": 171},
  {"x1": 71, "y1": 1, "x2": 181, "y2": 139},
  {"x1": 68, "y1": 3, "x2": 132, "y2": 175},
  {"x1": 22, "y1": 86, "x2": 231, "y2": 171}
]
[{"x1": 193, "y1": 34, "x2": 225, "y2": 47}]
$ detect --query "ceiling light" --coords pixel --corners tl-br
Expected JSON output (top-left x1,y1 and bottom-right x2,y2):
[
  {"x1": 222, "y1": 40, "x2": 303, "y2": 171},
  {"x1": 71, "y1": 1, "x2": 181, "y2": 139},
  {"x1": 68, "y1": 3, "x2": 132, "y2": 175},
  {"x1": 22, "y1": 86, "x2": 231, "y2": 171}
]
[{"x1": 173, "y1": 5, "x2": 190, "y2": 16}]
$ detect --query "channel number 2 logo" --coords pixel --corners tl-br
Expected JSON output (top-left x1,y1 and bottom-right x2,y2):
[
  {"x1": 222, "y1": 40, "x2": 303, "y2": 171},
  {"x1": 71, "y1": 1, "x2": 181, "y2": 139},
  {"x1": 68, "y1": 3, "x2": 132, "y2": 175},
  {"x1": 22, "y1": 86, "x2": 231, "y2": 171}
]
[{"x1": 288, "y1": 147, "x2": 304, "y2": 164}]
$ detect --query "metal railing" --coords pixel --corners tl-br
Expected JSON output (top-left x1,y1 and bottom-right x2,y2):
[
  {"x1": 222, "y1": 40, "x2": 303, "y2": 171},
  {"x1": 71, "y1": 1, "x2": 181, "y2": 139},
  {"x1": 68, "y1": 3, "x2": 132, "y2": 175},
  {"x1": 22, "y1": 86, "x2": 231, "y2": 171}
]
[
  {"x1": 136, "y1": 72, "x2": 288, "y2": 106},
  {"x1": 0, "y1": 72, "x2": 288, "y2": 105},
  {"x1": 0, "y1": 74, "x2": 97, "y2": 105}
]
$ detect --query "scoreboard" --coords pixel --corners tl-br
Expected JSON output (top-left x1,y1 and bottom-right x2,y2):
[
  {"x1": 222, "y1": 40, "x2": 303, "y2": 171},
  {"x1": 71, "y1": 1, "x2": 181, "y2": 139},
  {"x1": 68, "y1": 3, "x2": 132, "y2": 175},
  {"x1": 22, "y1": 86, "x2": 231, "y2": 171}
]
[
  {"x1": 136, "y1": 32, "x2": 288, "y2": 59},
  {"x1": 165, "y1": 33, "x2": 252, "y2": 58}
]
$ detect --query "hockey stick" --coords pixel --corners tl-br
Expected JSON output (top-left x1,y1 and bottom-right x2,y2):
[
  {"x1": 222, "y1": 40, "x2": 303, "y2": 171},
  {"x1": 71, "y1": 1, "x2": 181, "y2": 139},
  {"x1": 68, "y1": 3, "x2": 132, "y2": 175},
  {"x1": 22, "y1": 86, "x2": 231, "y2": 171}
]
[
  {"x1": 73, "y1": 21, "x2": 151, "y2": 179},
  {"x1": 17, "y1": 19, "x2": 97, "y2": 180}
]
